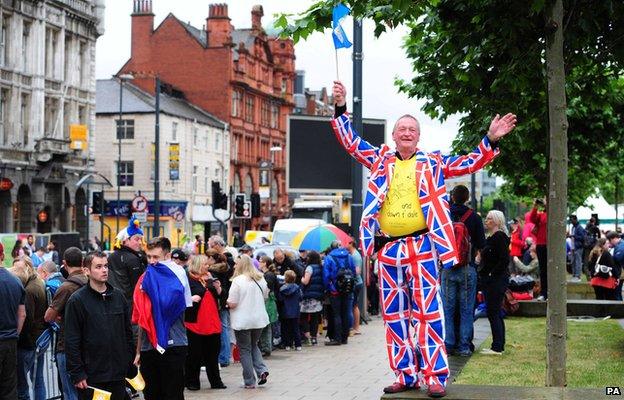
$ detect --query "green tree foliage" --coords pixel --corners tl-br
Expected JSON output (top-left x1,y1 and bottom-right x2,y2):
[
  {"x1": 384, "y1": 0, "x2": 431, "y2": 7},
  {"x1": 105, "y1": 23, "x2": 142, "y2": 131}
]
[{"x1": 276, "y1": 1, "x2": 624, "y2": 208}]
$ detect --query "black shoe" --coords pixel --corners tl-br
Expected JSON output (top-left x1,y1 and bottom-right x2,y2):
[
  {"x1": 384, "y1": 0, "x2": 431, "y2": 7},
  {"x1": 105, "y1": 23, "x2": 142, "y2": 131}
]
[
  {"x1": 186, "y1": 385, "x2": 200, "y2": 391},
  {"x1": 219, "y1": 363, "x2": 229, "y2": 368},
  {"x1": 258, "y1": 371, "x2": 269, "y2": 385},
  {"x1": 325, "y1": 340, "x2": 341, "y2": 346},
  {"x1": 341, "y1": 340, "x2": 348, "y2": 345},
  {"x1": 211, "y1": 383, "x2": 227, "y2": 389}
]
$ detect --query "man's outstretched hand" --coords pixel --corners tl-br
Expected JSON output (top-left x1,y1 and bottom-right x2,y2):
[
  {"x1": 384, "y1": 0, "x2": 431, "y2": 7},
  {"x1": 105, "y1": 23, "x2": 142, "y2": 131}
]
[
  {"x1": 487, "y1": 113, "x2": 517, "y2": 142},
  {"x1": 333, "y1": 81, "x2": 347, "y2": 107}
]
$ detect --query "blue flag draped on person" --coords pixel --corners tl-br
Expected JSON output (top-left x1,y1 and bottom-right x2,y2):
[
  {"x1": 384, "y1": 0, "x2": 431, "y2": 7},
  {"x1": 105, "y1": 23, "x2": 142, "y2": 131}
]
[{"x1": 332, "y1": 3, "x2": 352, "y2": 49}]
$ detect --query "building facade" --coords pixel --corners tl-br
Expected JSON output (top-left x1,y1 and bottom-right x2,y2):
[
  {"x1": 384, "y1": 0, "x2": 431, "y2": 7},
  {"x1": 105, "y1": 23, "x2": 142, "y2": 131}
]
[
  {"x1": 118, "y1": 0, "x2": 296, "y2": 231},
  {"x1": 95, "y1": 79, "x2": 228, "y2": 245},
  {"x1": 445, "y1": 170, "x2": 498, "y2": 201},
  {"x1": 0, "y1": 0, "x2": 104, "y2": 240}
]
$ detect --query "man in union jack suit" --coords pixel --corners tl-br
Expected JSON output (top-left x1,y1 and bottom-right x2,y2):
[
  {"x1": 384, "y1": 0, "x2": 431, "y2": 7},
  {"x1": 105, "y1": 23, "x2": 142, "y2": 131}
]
[{"x1": 331, "y1": 81, "x2": 516, "y2": 398}]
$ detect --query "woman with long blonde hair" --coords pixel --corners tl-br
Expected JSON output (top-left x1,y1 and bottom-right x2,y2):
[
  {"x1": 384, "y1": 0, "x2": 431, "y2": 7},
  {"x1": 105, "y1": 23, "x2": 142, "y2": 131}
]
[
  {"x1": 184, "y1": 254, "x2": 225, "y2": 390},
  {"x1": 226, "y1": 255, "x2": 270, "y2": 388},
  {"x1": 476, "y1": 210, "x2": 510, "y2": 356}
]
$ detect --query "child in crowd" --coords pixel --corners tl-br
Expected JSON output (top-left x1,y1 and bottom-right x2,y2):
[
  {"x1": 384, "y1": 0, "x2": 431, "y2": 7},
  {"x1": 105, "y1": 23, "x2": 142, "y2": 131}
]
[{"x1": 279, "y1": 270, "x2": 303, "y2": 351}]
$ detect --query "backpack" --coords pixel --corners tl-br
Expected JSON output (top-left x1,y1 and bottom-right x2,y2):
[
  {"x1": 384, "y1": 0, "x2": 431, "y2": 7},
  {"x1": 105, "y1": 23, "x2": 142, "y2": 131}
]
[
  {"x1": 331, "y1": 256, "x2": 355, "y2": 294},
  {"x1": 452, "y1": 209, "x2": 473, "y2": 268}
]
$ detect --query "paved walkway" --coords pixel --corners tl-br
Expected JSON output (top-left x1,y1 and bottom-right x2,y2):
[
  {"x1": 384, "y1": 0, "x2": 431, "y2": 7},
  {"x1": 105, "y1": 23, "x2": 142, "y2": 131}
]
[{"x1": 184, "y1": 316, "x2": 491, "y2": 400}]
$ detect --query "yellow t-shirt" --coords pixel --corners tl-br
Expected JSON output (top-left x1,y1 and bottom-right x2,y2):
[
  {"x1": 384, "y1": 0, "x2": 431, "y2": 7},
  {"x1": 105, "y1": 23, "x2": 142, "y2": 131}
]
[{"x1": 378, "y1": 157, "x2": 427, "y2": 236}]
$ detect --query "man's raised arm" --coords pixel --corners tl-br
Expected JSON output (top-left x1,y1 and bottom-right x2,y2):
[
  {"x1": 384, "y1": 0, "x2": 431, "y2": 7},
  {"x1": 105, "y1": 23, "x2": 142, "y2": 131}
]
[{"x1": 330, "y1": 81, "x2": 380, "y2": 170}]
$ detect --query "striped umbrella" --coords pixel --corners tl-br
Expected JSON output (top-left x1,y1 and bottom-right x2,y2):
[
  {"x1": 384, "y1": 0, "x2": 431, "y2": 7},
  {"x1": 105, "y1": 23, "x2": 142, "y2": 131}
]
[{"x1": 290, "y1": 224, "x2": 352, "y2": 252}]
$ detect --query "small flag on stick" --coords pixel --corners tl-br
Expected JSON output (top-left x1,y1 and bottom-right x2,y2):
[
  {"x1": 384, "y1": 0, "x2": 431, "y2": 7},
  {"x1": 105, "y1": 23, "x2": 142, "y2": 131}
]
[
  {"x1": 332, "y1": 3, "x2": 352, "y2": 80},
  {"x1": 88, "y1": 386, "x2": 112, "y2": 400}
]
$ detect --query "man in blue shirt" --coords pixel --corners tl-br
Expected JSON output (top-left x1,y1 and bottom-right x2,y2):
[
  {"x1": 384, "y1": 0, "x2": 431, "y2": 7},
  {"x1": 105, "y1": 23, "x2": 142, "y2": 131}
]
[
  {"x1": 0, "y1": 242, "x2": 27, "y2": 399},
  {"x1": 569, "y1": 215, "x2": 586, "y2": 283}
]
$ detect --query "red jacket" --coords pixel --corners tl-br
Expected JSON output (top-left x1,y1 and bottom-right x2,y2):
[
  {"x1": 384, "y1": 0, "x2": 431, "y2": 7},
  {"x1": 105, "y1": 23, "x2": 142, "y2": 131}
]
[
  {"x1": 528, "y1": 207, "x2": 547, "y2": 245},
  {"x1": 510, "y1": 228, "x2": 524, "y2": 257}
]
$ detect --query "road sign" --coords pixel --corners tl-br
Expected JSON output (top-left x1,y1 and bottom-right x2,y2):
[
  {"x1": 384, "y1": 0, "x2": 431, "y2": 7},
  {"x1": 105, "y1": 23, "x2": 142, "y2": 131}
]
[
  {"x1": 131, "y1": 195, "x2": 148, "y2": 212},
  {"x1": 133, "y1": 212, "x2": 147, "y2": 223}
]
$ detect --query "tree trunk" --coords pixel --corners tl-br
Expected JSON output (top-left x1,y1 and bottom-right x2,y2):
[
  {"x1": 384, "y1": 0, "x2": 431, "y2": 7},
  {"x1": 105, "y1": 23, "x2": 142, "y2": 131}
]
[{"x1": 545, "y1": 0, "x2": 568, "y2": 387}]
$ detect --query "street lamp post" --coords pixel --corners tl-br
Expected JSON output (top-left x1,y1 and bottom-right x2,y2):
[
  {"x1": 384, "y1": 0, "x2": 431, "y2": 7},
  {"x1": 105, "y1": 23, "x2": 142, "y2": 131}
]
[
  {"x1": 268, "y1": 146, "x2": 282, "y2": 229},
  {"x1": 116, "y1": 73, "x2": 133, "y2": 235}
]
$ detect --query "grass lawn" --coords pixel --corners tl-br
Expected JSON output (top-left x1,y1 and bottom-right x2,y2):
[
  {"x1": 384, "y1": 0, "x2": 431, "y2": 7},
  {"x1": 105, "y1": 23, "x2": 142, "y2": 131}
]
[{"x1": 455, "y1": 317, "x2": 624, "y2": 388}]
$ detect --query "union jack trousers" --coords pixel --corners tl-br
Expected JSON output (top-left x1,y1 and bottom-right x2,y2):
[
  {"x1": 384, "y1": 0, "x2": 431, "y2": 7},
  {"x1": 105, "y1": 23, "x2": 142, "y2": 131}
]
[{"x1": 378, "y1": 235, "x2": 449, "y2": 388}]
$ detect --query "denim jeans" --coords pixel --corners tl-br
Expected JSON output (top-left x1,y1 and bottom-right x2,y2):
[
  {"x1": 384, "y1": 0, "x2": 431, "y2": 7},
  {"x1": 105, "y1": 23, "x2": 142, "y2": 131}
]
[
  {"x1": 56, "y1": 352, "x2": 78, "y2": 400},
  {"x1": 573, "y1": 248, "x2": 583, "y2": 278},
  {"x1": 17, "y1": 348, "x2": 46, "y2": 400},
  {"x1": 440, "y1": 265, "x2": 477, "y2": 354},
  {"x1": 218, "y1": 309, "x2": 231, "y2": 365}
]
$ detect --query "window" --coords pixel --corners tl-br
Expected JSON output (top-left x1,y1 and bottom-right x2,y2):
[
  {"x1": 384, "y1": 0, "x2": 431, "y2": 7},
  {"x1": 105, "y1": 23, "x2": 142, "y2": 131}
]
[
  {"x1": 281, "y1": 78, "x2": 288, "y2": 94},
  {"x1": 261, "y1": 100, "x2": 270, "y2": 127},
  {"x1": 79, "y1": 42, "x2": 87, "y2": 85},
  {"x1": 64, "y1": 36, "x2": 72, "y2": 82},
  {"x1": 270, "y1": 103, "x2": 279, "y2": 129},
  {"x1": 117, "y1": 161, "x2": 134, "y2": 186},
  {"x1": 214, "y1": 168, "x2": 220, "y2": 180},
  {"x1": 1, "y1": 15, "x2": 10, "y2": 67},
  {"x1": 244, "y1": 95, "x2": 255, "y2": 123},
  {"x1": 63, "y1": 101, "x2": 71, "y2": 139},
  {"x1": 0, "y1": 88, "x2": 8, "y2": 144},
  {"x1": 20, "y1": 94, "x2": 30, "y2": 145},
  {"x1": 215, "y1": 131, "x2": 220, "y2": 151},
  {"x1": 116, "y1": 119, "x2": 135, "y2": 140},
  {"x1": 193, "y1": 127, "x2": 198, "y2": 147},
  {"x1": 231, "y1": 90, "x2": 242, "y2": 117},
  {"x1": 204, "y1": 167, "x2": 209, "y2": 193},
  {"x1": 171, "y1": 121, "x2": 178, "y2": 142},
  {"x1": 22, "y1": 21, "x2": 31, "y2": 72},
  {"x1": 78, "y1": 105, "x2": 87, "y2": 125},
  {"x1": 45, "y1": 27, "x2": 59, "y2": 78},
  {"x1": 44, "y1": 97, "x2": 59, "y2": 136},
  {"x1": 192, "y1": 166, "x2": 198, "y2": 191}
]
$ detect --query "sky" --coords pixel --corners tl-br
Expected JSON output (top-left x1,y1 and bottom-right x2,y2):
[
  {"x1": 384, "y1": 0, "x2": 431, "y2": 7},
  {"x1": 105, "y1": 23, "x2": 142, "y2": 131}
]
[{"x1": 96, "y1": 0, "x2": 461, "y2": 152}]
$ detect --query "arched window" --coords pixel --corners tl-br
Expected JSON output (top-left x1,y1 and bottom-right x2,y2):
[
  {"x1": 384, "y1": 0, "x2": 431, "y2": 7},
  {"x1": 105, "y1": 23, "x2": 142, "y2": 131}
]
[{"x1": 244, "y1": 173, "x2": 253, "y2": 197}]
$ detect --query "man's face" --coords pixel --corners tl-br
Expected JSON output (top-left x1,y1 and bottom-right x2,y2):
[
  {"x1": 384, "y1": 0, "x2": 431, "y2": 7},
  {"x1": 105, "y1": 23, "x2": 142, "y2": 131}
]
[
  {"x1": 274, "y1": 250, "x2": 284, "y2": 263},
  {"x1": 392, "y1": 117, "x2": 420, "y2": 153},
  {"x1": 27, "y1": 236, "x2": 34, "y2": 245},
  {"x1": 124, "y1": 235, "x2": 143, "y2": 252},
  {"x1": 37, "y1": 267, "x2": 49, "y2": 280},
  {"x1": 146, "y1": 247, "x2": 168, "y2": 264},
  {"x1": 87, "y1": 256, "x2": 108, "y2": 284},
  {"x1": 608, "y1": 237, "x2": 620, "y2": 248},
  {"x1": 209, "y1": 241, "x2": 223, "y2": 253}
]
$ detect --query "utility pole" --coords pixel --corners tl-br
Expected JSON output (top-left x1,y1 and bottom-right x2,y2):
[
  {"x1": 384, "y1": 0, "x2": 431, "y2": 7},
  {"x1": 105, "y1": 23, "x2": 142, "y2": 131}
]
[
  {"x1": 352, "y1": 19, "x2": 368, "y2": 323},
  {"x1": 153, "y1": 77, "x2": 161, "y2": 238}
]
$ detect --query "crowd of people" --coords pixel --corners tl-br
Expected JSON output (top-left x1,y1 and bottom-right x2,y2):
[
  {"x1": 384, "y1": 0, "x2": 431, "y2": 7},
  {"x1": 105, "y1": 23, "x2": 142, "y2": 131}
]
[{"x1": 0, "y1": 217, "x2": 367, "y2": 400}]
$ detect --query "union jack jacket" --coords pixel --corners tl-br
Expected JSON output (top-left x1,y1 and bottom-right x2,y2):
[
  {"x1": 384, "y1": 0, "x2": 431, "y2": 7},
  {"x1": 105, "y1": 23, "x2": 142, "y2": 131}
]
[{"x1": 331, "y1": 113, "x2": 500, "y2": 269}]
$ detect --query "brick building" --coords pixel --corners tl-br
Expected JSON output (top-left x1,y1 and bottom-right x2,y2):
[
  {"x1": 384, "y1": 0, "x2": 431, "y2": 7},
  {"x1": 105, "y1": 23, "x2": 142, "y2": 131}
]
[{"x1": 118, "y1": 0, "x2": 295, "y2": 230}]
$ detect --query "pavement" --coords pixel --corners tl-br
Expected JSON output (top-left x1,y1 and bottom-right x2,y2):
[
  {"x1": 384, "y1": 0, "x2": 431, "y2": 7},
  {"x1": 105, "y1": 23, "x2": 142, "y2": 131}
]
[{"x1": 184, "y1": 316, "x2": 491, "y2": 400}]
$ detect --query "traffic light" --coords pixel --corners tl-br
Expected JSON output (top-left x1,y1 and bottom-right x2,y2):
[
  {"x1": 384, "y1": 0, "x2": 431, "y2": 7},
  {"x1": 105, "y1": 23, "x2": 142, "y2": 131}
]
[
  {"x1": 92, "y1": 191, "x2": 103, "y2": 214},
  {"x1": 211, "y1": 181, "x2": 228, "y2": 210},
  {"x1": 234, "y1": 194, "x2": 245, "y2": 217},
  {"x1": 250, "y1": 193, "x2": 261, "y2": 218}
]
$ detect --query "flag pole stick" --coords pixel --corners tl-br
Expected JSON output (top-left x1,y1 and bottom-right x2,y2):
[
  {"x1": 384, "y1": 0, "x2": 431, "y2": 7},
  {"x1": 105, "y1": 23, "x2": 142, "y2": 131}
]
[{"x1": 335, "y1": 49, "x2": 340, "y2": 81}]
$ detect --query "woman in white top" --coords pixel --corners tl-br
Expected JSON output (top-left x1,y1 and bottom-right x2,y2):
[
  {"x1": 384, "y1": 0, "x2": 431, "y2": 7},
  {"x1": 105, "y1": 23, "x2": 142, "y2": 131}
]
[{"x1": 227, "y1": 255, "x2": 270, "y2": 388}]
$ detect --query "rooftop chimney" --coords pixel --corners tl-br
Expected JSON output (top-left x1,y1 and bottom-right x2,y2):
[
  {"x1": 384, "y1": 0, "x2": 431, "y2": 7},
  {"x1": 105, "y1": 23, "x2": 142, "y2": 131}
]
[
  {"x1": 132, "y1": 0, "x2": 153, "y2": 15},
  {"x1": 206, "y1": 4, "x2": 232, "y2": 47},
  {"x1": 251, "y1": 5, "x2": 263, "y2": 32},
  {"x1": 131, "y1": 0, "x2": 154, "y2": 59}
]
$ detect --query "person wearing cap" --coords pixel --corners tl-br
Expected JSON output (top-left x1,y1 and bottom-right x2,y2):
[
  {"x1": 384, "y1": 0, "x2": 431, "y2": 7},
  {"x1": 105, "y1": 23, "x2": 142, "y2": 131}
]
[
  {"x1": 606, "y1": 231, "x2": 624, "y2": 301},
  {"x1": 171, "y1": 249, "x2": 190, "y2": 270},
  {"x1": 107, "y1": 217, "x2": 147, "y2": 310}
]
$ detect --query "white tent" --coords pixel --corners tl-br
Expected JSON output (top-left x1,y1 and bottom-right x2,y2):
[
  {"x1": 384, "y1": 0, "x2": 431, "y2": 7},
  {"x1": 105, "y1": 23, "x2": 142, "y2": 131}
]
[{"x1": 573, "y1": 195, "x2": 623, "y2": 231}]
